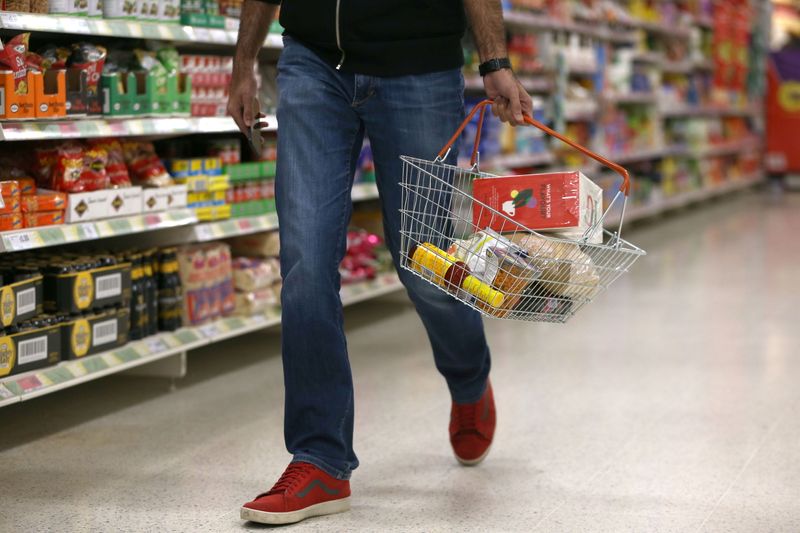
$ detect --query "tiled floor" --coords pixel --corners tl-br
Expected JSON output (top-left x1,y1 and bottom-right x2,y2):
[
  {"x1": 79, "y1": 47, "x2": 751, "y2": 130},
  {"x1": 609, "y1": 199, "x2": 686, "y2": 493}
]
[{"x1": 2, "y1": 191, "x2": 799, "y2": 532}]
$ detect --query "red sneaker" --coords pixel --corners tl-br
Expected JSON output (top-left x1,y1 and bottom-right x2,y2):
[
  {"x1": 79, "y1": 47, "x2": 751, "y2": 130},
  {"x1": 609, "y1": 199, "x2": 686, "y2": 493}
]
[
  {"x1": 449, "y1": 380, "x2": 496, "y2": 465},
  {"x1": 241, "y1": 462, "x2": 351, "y2": 525}
]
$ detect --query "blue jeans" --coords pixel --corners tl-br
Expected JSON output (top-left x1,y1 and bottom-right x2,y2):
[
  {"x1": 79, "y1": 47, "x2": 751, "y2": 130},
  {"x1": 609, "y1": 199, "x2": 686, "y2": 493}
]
[{"x1": 275, "y1": 36, "x2": 491, "y2": 480}]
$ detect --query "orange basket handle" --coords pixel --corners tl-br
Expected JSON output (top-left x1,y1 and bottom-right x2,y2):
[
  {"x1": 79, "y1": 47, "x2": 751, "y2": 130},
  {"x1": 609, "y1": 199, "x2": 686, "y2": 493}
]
[{"x1": 438, "y1": 99, "x2": 631, "y2": 196}]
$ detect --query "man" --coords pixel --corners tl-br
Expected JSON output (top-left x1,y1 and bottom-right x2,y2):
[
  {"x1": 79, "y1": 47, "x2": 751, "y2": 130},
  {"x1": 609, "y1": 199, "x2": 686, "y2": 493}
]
[{"x1": 228, "y1": 0, "x2": 531, "y2": 525}]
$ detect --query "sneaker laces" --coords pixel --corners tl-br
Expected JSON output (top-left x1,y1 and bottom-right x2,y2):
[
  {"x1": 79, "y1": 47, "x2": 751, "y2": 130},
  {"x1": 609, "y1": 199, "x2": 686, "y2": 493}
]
[
  {"x1": 263, "y1": 462, "x2": 314, "y2": 496},
  {"x1": 453, "y1": 402, "x2": 480, "y2": 436}
]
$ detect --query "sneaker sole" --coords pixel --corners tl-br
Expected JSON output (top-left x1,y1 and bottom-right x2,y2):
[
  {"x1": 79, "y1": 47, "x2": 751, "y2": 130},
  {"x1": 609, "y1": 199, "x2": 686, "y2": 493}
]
[
  {"x1": 455, "y1": 444, "x2": 492, "y2": 466},
  {"x1": 240, "y1": 497, "x2": 351, "y2": 525}
]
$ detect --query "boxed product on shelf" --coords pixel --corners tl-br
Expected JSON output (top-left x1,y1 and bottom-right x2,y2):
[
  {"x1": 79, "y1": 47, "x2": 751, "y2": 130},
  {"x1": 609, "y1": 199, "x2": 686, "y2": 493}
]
[
  {"x1": 177, "y1": 243, "x2": 234, "y2": 326},
  {"x1": 43, "y1": 257, "x2": 132, "y2": 314},
  {"x1": 141, "y1": 185, "x2": 188, "y2": 213},
  {"x1": 21, "y1": 191, "x2": 67, "y2": 213},
  {"x1": 227, "y1": 231, "x2": 280, "y2": 258},
  {"x1": 231, "y1": 257, "x2": 280, "y2": 316},
  {"x1": 23, "y1": 211, "x2": 65, "y2": 228},
  {"x1": 32, "y1": 70, "x2": 66, "y2": 118},
  {"x1": 0, "y1": 322, "x2": 61, "y2": 378},
  {"x1": 0, "y1": 214, "x2": 23, "y2": 231},
  {"x1": 61, "y1": 307, "x2": 131, "y2": 360},
  {"x1": 0, "y1": 70, "x2": 36, "y2": 120},
  {"x1": 0, "y1": 274, "x2": 44, "y2": 329}
]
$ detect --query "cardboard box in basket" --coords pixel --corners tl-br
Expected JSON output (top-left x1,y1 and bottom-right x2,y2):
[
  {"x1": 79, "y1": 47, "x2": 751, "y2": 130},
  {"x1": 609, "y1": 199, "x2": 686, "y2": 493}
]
[{"x1": 472, "y1": 171, "x2": 604, "y2": 244}]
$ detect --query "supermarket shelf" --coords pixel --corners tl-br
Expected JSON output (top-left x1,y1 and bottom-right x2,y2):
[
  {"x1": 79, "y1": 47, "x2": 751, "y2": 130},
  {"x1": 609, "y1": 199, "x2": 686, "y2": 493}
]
[
  {"x1": 612, "y1": 18, "x2": 692, "y2": 39},
  {"x1": 0, "y1": 208, "x2": 197, "y2": 253},
  {"x1": 0, "y1": 272, "x2": 403, "y2": 407},
  {"x1": 564, "y1": 106, "x2": 599, "y2": 121},
  {"x1": 690, "y1": 139, "x2": 762, "y2": 159},
  {"x1": 608, "y1": 145, "x2": 684, "y2": 165},
  {"x1": 192, "y1": 182, "x2": 380, "y2": 242},
  {"x1": 1, "y1": 183, "x2": 378, "y2": 253},
  {"x1": 349, "y1": 182, "x2": 380, "y2": 202},
  {"x1": 605, "y1": 174, "x2": 762, "y2": 227},
  {"x1": 660, "y1": 104, "x2": 761, "y2": 118},
  {"x1": 605, "y1": 92, "x2": 658, "y2": 105},
  {"x1": 464, "y1": 74, "x2": 553, "y2": 93},
  {"x1": 661, "y1": 58, "x2": 715, "y2": 73},
  {"x1": 0, "y1": 11, "x2": 283, "y2": 48},
  {"x1": 504, "y1": 10, "x2": 605, "y2": 39},
  {"x1": 0, "y1": 115, "x2": 277, "y2": 141},
  {"x1": 486, "y1": 151, "x2": 555, "y2": 169}
]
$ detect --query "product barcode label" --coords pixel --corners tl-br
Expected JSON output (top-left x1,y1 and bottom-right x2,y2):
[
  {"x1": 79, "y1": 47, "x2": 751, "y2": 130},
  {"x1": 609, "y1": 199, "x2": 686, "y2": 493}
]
[
  {"x1": 16, "y1": 287, "x2": 36, "y2": 316},
  {"x1": 18, "y1": 337, "x2": 48, "y2": 365},
  {"x1": 95, "y1": 273, "x2": 122, "y2": 299},
  {"x1": 92, "y1": 319, "x2": 118, "y2": 347}
]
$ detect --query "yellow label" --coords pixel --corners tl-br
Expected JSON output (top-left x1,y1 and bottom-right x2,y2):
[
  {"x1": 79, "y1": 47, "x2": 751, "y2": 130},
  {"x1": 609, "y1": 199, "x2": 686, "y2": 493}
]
[
  {"x1": 778, "y1": 82, "x2": 800, "y2": 113},
  {"x1": 71, "y1": 319, "x2": 91, "y2": 358},
  {"x1": 73, "y1": 272, "x2": 94, "y2": 310},
  {"x1": 0, "y1": 336, "x2": 16, "y2": 377},
  {"x1": 462, "y1": 275, "x2": 505, "y2": 308},
  {"x1": 0, "y1": 286, "x2": 14, "y2": 327},
  {"x1": 411, "y1": 243, "x2": 458, "y2": 282}
]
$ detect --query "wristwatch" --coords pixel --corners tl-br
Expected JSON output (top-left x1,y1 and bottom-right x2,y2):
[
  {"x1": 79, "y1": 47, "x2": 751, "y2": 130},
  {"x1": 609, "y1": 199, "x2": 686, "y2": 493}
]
[{"x1": 478, "y1": 57, "x2": 512, "y2": 77}]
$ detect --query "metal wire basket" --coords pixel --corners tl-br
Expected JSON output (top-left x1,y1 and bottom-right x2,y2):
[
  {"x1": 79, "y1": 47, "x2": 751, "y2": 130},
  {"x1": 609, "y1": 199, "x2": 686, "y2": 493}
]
[{"x1": 399, "y1": 99, "x2": 646, "y2": 323}]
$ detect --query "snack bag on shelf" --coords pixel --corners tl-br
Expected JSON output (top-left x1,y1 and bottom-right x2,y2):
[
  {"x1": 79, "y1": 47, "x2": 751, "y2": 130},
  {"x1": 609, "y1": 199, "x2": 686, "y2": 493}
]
[
  {"x1": 87, "y1": 139, "x2": 132, "y2": 187},
  {"x1": 82, "y1": 147, "x2": 111, "y2": 191},
  {"x1": 472, "y1": 171, "x2": 604, "y2": 244},
  {"x1": 53, "y1": 144, "x2": 86, "y2": 192},
  {"x1": 234, "y1": 287, "x2": 278, "y2": 316},
  {"x1": 122, "y1": 141, "x2": 173, "y2": 187},
  {"x1": 217, "y1": 243, "x2": 235, "y2": 316},
  {"x1": 177, "y1": 246, "x2": 210, "y2": 325},
  {"x1": 0, "y1": 33, "x2": 32, "y2": 95},
  {"x1": 67, "y1": 43, "x2": 107, "y2": 99}
]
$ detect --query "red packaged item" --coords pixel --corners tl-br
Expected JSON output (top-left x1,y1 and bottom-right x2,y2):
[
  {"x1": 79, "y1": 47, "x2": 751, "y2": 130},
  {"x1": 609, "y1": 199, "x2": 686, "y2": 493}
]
[
  {"x1": 34, "y1": 146, "x2": 59, "y2": 189},
  {"x1": 21, "y1": 191, "x2": 67, "y2": 212},
  {"x1": 87, "y1": 139, "x2": 131, "y2": 187},
  {"x1": 16, "y1": 176, "x2": 36, "y2": 195},
  {"x1": 81, "y1": 147, "x2": 110, "y2": 191},
  {"x1": 52, "y1": 144, "x2": 85, "y2": 193},
  {"x1": 23, "y1": 210, "x2": 64, "y2": 228},
  {"x1": 0, "y1": 179, "x2": 20, "y2": 198},
  {"x1": 1, "y1": 189, "x2": 21, "y2": 214},
  {"x1": 0, "y1": 213, "x2": 23, "y2": 231},
  {"x1": 122, "y1": 141, "x2": 173, "y2": 187},
  {"x1": 471, "y1": 171, "x2": 604, "y2": 241},
  {"x1": 0, "y1": 33, "x2": 31, "y2": 95}
]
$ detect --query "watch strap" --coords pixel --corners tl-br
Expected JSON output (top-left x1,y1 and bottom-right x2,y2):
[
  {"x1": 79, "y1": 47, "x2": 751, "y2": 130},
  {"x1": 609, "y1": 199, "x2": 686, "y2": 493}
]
[{"x1": 478, "y1": 57, "x2": 512, "y2": 77}]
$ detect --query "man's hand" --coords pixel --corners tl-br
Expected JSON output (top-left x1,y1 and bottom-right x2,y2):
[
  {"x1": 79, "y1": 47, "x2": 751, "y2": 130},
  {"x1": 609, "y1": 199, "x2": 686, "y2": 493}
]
[
  {"x1": 227, "y1": 66, "x2": 259, "y2": 135},
  {"x1": 483, "y1": 69, "x2": 532, "y2": 126},
  {"x1": 228, "y1": 0, "x2": 276, "y2": 135}
]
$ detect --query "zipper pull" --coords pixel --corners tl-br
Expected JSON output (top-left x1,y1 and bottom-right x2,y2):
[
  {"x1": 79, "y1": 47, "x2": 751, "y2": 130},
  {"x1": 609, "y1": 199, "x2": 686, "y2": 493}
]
[{"x1": 336, "y1": 51, "x2": 346, "y2": 70}]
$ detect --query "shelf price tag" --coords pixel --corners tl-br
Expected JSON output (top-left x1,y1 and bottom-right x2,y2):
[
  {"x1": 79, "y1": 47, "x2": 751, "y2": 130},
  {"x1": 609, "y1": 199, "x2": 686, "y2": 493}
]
[
  {"x1": 195, "y1": 224, "x2": 214, "y2": 241},
  {"x1": 3, "y1": 231, "x2": 40, "y2": 251},
  {"x1": 62, "y1": 17, "x2": 91, "y2": 34},
  {"x1": 79, "y1": 223, "x2": 100, "y2": 240},
  {"x1": 0, "y1": 12, "x2": 22, "y2": 29},
  {"x1": 146, "y1": 337, "x2": 169, "y2": 354},
  {"x1": 199, "y1": 323, "x2": 221, "y2": 339}
]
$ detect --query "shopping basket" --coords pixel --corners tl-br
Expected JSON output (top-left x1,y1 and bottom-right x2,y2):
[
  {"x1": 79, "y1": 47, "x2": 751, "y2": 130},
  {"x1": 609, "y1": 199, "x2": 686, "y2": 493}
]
[{"x1": 399, "y1": 99, "x2": 646, "y2": 323}]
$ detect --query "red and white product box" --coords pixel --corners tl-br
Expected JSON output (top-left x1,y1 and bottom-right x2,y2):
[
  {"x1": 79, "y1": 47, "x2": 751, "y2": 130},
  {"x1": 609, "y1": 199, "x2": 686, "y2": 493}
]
[{"x1": 472, "y1": 171, "x2": 604, "y2": 243}]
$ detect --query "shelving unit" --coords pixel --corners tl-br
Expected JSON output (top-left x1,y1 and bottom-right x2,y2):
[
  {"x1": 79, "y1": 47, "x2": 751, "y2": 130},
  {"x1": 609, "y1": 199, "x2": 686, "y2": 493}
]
[
  {"x1": 0, "y1": 11, "x2": 282, "y2": 48},
  {"x1": 0, "y1": 116, "x2": 277, "y2": 141},
  {"x1": 0, "y1": 272, "x2": 402, "y2": 407},
  {"x1": 0, "y1": 182, "x2": 379, "y2": 253}
]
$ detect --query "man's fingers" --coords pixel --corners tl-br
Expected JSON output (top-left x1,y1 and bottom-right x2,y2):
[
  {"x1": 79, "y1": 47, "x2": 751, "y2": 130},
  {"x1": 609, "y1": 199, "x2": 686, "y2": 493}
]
[
  {"x1": 229, "y1": 102, "x2": 248, "y2": 135},
  {"x1": 510, "y1": 92, "x2": 524, "y2": 124},
  {"x1": 243, "y1": 96, "x2": 254, "y2": 128}
]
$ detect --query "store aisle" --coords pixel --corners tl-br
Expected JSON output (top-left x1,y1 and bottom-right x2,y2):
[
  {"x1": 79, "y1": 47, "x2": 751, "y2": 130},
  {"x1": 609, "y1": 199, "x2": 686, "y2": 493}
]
[{"x1": 1, "y1": 191, "x2": 798, "y2": 533}]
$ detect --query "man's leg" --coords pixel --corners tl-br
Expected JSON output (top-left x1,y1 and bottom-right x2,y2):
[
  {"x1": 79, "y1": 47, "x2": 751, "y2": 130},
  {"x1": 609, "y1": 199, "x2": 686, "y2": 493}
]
[
  {"x1": 275, "y1": 37, "x2": 364, "y2": 479},
  {"x1": 361, "y1": 70, "x2": 491, "y2": 404}
]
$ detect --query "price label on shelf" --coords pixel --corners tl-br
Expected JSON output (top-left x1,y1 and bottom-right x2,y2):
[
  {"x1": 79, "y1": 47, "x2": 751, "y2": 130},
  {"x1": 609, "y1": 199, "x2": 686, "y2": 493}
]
[
  {"x1": 127, "y1": 22, "x2": 144, "y2": 37},
  {"x1": 62, "y1": 17, "x2": 91, "y2": 34},
  {"x1": 3, "y1": 231, "x2": 40, "y2": 251},
  {"x1": 195, "y1": 224, "x2": 215, "y2": 241},
  {"x1": 199, "y1": 323, "x2": 221, "y2": 339},
  {"x1": 145, "y1": 337, "x2": 169, "y2": 355},
  {"x1": 79, "y1": 223, "x2": 100, "y2": 240},
  {"x1": 0, "y1": 12, "x2": 22, "y2": 29}
]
